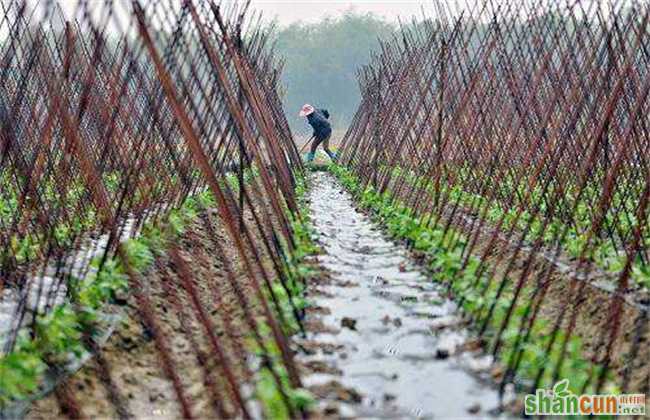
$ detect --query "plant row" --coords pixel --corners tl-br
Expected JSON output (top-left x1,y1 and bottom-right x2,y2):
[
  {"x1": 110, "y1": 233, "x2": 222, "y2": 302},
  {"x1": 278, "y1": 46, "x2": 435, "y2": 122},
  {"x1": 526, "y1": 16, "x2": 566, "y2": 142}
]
[
  {"x1": 331, "y1": 164, "x2": 614, "y2": 397},
  {"x1": 391, "y1": 166, "x2": 650, "y2": 291}
]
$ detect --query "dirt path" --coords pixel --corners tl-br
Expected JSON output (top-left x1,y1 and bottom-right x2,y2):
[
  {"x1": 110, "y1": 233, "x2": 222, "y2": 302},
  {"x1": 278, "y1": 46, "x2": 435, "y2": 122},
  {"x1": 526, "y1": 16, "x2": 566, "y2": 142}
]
[{"x1": 298, "y1": 172, "x2": 504, "y2": 419}]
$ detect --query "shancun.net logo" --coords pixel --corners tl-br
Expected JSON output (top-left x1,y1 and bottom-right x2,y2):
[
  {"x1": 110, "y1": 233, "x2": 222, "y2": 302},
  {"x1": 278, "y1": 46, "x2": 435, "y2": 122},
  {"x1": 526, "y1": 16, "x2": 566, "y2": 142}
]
[{"x1": 525, "y1": 379, "x2": 646, "y2": 416}]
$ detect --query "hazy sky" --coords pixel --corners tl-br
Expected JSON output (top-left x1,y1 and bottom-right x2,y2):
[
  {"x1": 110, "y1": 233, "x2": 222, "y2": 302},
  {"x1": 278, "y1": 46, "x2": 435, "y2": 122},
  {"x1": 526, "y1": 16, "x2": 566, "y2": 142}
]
[
  {"x1": 24, "y1": 1, "x2": 439, "y2": 32},
  {"x1": 249, "y1": 1, "x2": 436, "y2": 26},
  {"x1": 248, "y1": 1, "x2": 619, "y2": 27},
  {"x1": 8, "y1": 1, "x2": 616, "y2": 35}
]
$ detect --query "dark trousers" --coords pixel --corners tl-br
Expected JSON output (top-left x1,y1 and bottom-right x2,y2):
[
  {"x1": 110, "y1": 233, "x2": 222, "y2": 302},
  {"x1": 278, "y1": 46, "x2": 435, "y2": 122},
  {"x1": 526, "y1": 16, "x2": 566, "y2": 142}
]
[{"x1": 309, "y1": 132, "x2": 333, "y2": 156}]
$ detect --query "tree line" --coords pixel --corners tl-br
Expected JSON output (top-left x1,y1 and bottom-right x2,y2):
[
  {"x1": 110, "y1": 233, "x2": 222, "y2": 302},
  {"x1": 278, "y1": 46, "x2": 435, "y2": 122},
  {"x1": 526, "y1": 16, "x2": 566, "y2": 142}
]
[{"x1": 271, "y1": 11, "x2": 396, "y2": 136}]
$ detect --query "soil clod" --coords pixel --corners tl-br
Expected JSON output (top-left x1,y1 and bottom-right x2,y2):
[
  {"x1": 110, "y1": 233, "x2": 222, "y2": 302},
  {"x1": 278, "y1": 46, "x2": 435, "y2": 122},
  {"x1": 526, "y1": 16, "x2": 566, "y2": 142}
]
[
  {"x1": 435, "y1": 348, "x2": 450, "y2": 359},
  {"x1": 467, "y1": 402, "x2": 481, "y2": 414},
  {"x1": 341, "y1": 317, "x2": 357, "y2": 330}
]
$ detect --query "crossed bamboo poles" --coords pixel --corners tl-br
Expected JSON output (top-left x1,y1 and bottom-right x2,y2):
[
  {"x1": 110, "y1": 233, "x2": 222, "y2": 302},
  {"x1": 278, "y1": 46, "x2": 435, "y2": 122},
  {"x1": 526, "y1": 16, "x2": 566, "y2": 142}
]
[
  {"x1": 0, "y1": 1, "x2": 306, "y2": 417},
  {"x1": 340, "y1": 0, "x2": 650, "y2": 399}
]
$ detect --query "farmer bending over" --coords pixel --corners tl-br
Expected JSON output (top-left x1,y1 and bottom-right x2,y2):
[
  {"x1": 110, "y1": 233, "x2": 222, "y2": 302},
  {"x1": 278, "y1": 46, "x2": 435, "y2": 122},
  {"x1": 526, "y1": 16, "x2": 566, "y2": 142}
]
[{"x1": 299, "y1": 104, "x2": 336, "y2": 162}]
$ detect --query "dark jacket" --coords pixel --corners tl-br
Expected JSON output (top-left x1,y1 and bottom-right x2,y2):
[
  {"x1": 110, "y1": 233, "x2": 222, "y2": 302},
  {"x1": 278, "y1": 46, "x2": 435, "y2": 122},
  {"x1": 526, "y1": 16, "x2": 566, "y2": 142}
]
[{"x1": 307, "y1": 109, "x2": 332, "y2": 140}]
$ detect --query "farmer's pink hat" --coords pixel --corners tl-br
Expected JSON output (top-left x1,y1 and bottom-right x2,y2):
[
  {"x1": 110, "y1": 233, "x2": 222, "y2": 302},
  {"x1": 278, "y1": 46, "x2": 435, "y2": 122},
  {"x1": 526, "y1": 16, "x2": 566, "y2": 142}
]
[{"x1": 299, "y1": 104, "x2": 315, "y2": 117}]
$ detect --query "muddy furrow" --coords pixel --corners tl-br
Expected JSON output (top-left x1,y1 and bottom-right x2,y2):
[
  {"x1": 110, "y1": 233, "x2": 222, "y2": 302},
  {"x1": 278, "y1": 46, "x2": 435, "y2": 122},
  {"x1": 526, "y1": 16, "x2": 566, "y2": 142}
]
[{"x1": 297, "y1": 172, "x2": 502, "y2": 419}]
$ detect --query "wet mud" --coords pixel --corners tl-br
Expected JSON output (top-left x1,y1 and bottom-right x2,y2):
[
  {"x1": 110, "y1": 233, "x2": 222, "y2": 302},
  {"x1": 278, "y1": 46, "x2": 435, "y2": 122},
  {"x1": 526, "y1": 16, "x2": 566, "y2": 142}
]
[{"x1": 298, "y1": 173, "x2": 503, "y2": 419}]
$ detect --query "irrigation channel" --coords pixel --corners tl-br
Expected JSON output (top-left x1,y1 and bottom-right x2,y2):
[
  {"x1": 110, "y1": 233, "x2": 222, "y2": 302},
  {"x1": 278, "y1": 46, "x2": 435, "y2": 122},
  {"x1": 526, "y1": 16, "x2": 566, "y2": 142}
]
[{"x1": 298, "y1": 171, "x2": 503, "y2": 418}]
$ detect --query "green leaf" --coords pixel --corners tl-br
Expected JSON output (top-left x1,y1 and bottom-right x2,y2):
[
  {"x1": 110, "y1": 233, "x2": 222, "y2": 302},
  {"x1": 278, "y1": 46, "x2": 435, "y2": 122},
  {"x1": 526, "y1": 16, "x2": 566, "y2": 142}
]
[{"x1": 553, "y1": 379, "x2": 570, "y2": 397}]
